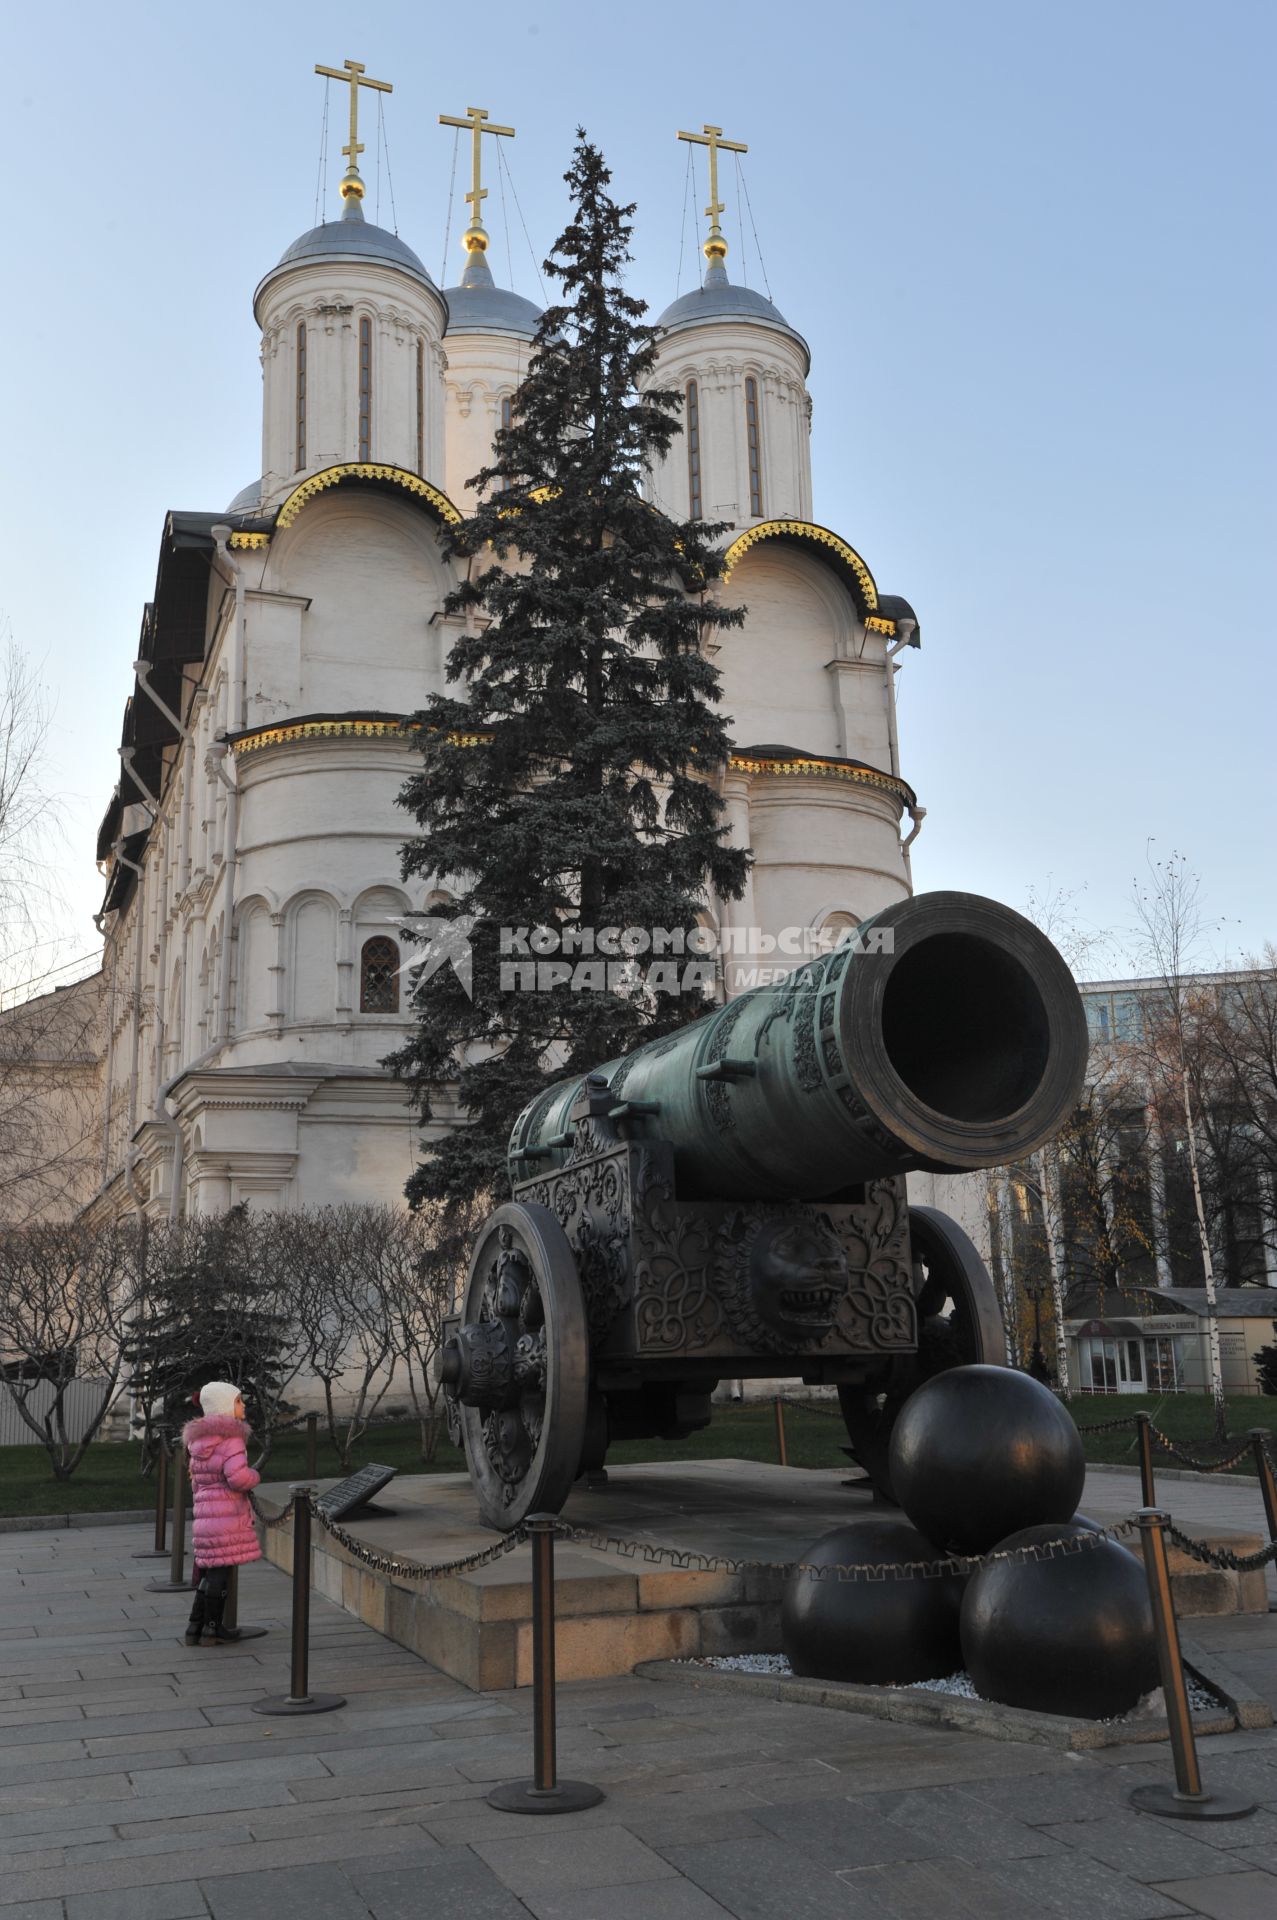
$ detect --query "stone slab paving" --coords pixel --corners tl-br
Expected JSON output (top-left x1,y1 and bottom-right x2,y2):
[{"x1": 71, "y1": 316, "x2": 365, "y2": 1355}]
[
  {"x1": 1081, "y1": 1466, "x2": 1277, "y2": 1605},
  {"x1": 0, "y1": 1522, "x2": 1276, "y2": 1918}
]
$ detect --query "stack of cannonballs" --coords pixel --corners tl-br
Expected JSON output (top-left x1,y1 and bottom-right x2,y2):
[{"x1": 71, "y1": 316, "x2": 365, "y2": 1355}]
[{"x1": 782, "y1": 1365, "x2": 1159, "y2": 1719}]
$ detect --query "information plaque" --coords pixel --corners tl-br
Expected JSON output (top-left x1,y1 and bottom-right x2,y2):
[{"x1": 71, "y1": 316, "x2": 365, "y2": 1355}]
[{"x1": 314, "y1": 1463, "x2": 398, "y2": 1522}]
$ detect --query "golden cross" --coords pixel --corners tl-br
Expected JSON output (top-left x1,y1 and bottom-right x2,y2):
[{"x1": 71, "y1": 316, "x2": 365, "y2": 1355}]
[
  {"x1": 315, "y1": 57, "x2": 393, "y2": 205},
  {"x1": 677, "y1": 123, "x2": 748, "y2": 263},
  {"x1": 439, "y1": 105, "x2": 516, "y2": 250}
]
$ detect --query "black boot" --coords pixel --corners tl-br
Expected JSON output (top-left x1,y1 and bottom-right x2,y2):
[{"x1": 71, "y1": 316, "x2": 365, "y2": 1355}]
[
  {"x1": 203, "y1": 1580, "x2": 242, "y2": 1644},
  {"x1": 184, "y1": 1581, "x2": 208, "y2": 1646}
]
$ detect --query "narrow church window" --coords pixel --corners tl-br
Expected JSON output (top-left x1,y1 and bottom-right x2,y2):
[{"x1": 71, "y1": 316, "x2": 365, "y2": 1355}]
[
  {"x1": 686, "y1": 381, "x2": 702, "y2": 519},
  {"x1": 295, "y1": 323, "x2": 307, "y2": 471},
  {"x1": 358, "y1": 316, "x2": 373, "y2": 461},
  {"x1": 495, "y1": 395, "x2": 513, "y2": 492},
  {"x1": 416, "y1": 339, "x2": 425, "y2": 475},
  {"x1": 359, "y1": 936, "x2": 399, "y2": 1013},
  {"x1": 744, "y1": 376, "x2": 763, "y2": 517}
]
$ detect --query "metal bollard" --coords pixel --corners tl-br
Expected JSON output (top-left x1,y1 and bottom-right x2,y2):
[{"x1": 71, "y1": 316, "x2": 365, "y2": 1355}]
[
  {"x1": 133, "y1": 1440, "x2": 170, "y2": 1558},
  {"x1": 1249, "y1": 1430, "x2": 1277, "y2": 1546},
  {"x1": 305, "y1": 1412, "x2": 318, "y2": 1480},
  {"x1": 223, "y1": 1563, "x2": 267, "y2": 1643},
  {"x1": 252, "y1": 1488, "x2": 344, "y2": 1716},
  {"x1": 1128, "y1": 1509, "x2": 1255, "y2": 1821},
  {"x1": 487, "y1": 1515, "x2": 604, "y2": 1814},
  {"x1": 1135, "y1": 1412, "x2": 1157, "y2": 1508},
  {"x1": 774, "y1": 1397, "x2": 789, "y2": 1467},
  {"x1": 145, "y1": 1444, "x2": 195, "y2": 1593}
]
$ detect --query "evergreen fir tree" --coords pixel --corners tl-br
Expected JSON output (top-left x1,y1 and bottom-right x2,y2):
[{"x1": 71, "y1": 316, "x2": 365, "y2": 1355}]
[
  {"x1": 390, "y1": 133, "x2": 749, "y2": 1212},
  {"x1": 123, "y1": 1209, "x2": 291, "y2": 1452}
]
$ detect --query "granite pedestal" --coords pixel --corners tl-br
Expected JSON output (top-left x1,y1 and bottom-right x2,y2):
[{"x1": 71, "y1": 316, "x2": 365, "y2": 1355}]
[{"x1": 256, "y1": 1460, "x2": 1271, "y2": 1693}]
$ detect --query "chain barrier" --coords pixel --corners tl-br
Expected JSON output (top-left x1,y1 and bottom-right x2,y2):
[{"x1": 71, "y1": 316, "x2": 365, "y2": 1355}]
[
  {"x1": 553, "y1": 1514, "x2": 1141, "y2": 1585},
  {"x1": 311, "y1": 1501, "x2": 531, "y2": 1582},
  {"x1": 1163, "y1": 1520, "x2": 1277, "y2": 1575},
  {"x1": 249, "y1": 1491, "x2": 299, "y2": 1532},
  {"x1": 1069, "y1": 1408, "x2": 1273, "y2": 1475},
  {"x1": 260, "y1": 1486, "x2": 1139, "y2": 1588},
  {"x1": 777, "y1": 1395, "x2": 844, "y2": 1420},
  {"x1": 1147, "y1": 1428, "x2": 1255, "y2": 1474}
]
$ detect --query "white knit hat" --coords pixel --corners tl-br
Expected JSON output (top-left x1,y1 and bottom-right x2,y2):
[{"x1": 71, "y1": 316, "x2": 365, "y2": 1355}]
[{"x1": 198, "y1": 1381, "x2": 242, "y2": 1418}]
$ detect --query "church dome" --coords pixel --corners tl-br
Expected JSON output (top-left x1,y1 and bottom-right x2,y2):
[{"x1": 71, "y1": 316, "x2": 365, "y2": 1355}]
[
  {"x1": 253, "y1": 201, "x2": 440, "y2": 316},
  {"x1": 656, "y1": 261, "x2": 808, "y2": 370},
  {"x1": 226, "y1": 477, "x2": 263, "y2": 514},
  {"x1": 443, "y1": 248, "x2": 541, "y2": 341}
]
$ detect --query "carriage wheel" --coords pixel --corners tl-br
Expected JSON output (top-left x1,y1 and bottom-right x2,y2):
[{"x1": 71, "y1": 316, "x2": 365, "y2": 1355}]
[
  {"x1": 445, "y1": 1201, "x2": 590, "y2": 1532},
  {"x1": 838, "y1": 1204, "x2": 1004, "y2": 1499}
]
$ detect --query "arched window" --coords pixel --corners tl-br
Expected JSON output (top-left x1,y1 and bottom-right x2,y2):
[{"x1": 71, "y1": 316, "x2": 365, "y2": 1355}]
[
  {"x1": 494, "y1": 394, "x2": 513, "y2": 492},
  {"x1": 359, "y1": 935, "x2": 399, "y2": 1013},
  {"x1": 415, "y1": 338, "x2": 425, "y2": 475},
  {"x1": 358, "y1": 316, "x2": 373, "y2": 461},
  {"x1": 295, "y1": 322, "x2": 307, "y2": 471},
  {"x1": 686, "y1": 380, "x2": 702, "y2": 519},
  {"x1": 744, "y1": 376, "x2": 763, "y2": 517}
]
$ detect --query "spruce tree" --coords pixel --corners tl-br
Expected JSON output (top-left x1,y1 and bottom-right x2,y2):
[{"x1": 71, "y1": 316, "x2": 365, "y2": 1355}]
[
  {"x1": 123, "y1": 1209, "x2": 291, "y2": 1454},
  {"x1": 390, "y1": 133, "x2": 749, "y2": 1212}
]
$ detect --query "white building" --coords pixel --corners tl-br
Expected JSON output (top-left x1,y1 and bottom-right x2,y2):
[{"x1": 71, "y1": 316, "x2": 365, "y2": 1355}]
[{"x1": 84, "y1": 117, "x2": 929, "y2": 1225}]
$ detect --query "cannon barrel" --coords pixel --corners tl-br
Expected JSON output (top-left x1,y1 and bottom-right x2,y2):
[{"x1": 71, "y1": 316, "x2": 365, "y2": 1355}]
[{"x1": 509, "y1": 891, "x2": 1088, "y2": 1202}]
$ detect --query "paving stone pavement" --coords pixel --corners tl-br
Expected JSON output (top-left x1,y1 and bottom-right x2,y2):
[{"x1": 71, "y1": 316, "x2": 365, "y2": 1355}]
[
  {"x1": 1, "y1": 1522, "x2": 1276, "y2": 1919},
  {"x1": 1081, "y1": 1466, "x2": 1277, "y2": 1605}
]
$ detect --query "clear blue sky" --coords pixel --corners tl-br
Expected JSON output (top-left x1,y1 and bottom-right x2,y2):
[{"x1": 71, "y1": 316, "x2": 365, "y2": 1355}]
[{"x1": 3, "y1": 0, "x2": 1273, "y2": 987}]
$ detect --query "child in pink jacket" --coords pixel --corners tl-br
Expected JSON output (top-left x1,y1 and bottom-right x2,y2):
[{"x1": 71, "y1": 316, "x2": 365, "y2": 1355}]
[{"x1": 182, "y1": 1380, "x2": 261, "y2": 1645}]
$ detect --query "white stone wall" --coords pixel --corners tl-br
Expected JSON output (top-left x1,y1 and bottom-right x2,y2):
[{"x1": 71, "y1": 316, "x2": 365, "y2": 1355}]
[
  {"x1": 261, "y1": 492, "x2": 454, "y2": 719},
  {"x1": 442, "y1": 331, "x2": 536, "y2": 510},
  {"x1": 714, "y1": 545, "x2": 894, "y2": 767},
  {"x1": 255, "y1": 262, "x2": 448, "y2": 510},
  {"x1": 645, "y1": 321, "x2": 813, "y2": 526}
]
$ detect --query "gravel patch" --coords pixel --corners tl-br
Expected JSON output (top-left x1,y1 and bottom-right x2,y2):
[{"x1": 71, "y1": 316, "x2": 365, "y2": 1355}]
[{"x1": 680, "y1": 1655, "x2": 1223, "y2": 1721}]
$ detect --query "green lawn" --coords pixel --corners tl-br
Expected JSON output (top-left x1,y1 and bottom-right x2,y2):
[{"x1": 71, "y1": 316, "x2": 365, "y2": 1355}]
[{"x1": 1, "y1": 1392, "x2": 1274, "y2": 1519}]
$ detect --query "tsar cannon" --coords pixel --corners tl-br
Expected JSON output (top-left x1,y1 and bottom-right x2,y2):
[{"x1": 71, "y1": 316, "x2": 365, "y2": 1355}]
[{"x1": 440, "y1": 891, "x2": 1088, "y2": 1528}]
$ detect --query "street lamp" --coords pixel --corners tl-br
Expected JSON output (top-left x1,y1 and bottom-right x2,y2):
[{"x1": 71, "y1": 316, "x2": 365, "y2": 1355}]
[{"x1": 1022, "y1": 1273, "x2": 1054, "y2": 1384}]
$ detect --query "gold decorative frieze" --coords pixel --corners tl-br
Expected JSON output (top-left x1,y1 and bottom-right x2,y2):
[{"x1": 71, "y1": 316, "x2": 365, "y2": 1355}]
[
  {"x1": 231, "y1": 719, "x2": 493, "y2": 758},
  {"x1": 722, "y1": 519, "x2": 878, "y2": 610},
  {"x1": 729, "y1": 751, "x2": 912, "y2": 804},
  {"x1": 229, "y1": 531, "x2": 271, "y2": 551},
  {"x1": 232, "y1": 718, "x2": 407, "y2": 757},
  {"x1": 275, "y1": 464, "x2": 463, "y2": 531},
  {"x1": 863, "y1": 614, "x2": 897, "y2": 636}
]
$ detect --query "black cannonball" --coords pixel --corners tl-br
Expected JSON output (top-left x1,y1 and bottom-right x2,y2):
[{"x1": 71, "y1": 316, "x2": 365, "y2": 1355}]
[
  {"x1": 889, "y1": 1365, "x2": 1085, "y2": 1555},
  {"x1": 961, "y1": 1521, "x2": 1158, "y2": 1719},
  {"x1": 782, "y1": 1518, "x2": 963, "y2": 1686}
]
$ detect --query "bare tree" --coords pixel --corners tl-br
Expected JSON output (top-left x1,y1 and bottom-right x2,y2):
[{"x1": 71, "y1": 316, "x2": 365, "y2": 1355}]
[
  {"x1": 1013, "y1": 883, "x2": 1134, "y2": 1391},
  {"x1": 286, "y1": 1208, "x2": 400, "y2": 1470},
  {"x1": 0, "y1": 1219, "x2": 142, "y2": 1478},
  {"x1": 1198, "y1": 951, "x2": 1277, "y2": 1284},
  {"x1": 1131, "y1": 848, "x2": 1227, "y2": 1435},
  {"x1": 0, "y1": 637, "x2": 103, "y2": 1225},
  {"x1": 388, "y1": 1201, "x2": 474, "y2": 1461}
]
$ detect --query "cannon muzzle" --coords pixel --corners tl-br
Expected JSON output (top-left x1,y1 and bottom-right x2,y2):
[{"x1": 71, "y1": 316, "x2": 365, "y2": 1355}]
[{"x1": 509, "y1": 891, "x2": 1088, "y2": 1202}]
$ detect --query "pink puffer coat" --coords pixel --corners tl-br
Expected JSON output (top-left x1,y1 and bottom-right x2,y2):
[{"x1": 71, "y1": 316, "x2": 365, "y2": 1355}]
[{"x1": 182, "y1": 1413, "x2": 262, "y2": 1568}]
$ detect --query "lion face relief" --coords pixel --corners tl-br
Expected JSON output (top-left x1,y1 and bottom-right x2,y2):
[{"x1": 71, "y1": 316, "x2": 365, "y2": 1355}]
[{"x1": 715, "y1": 1209, "x2": 850, "y2": 1352}]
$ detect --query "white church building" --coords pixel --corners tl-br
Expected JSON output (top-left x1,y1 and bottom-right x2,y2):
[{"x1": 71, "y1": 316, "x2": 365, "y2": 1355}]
[{"x1": 86, "y1": 93, "x2": 932, "y2": 1228}]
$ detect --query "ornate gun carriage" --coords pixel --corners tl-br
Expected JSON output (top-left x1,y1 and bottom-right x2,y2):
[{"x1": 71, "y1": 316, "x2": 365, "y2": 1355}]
[{"x1": 440, "y1": 892, "x2": 1087, "y2": 1529}]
